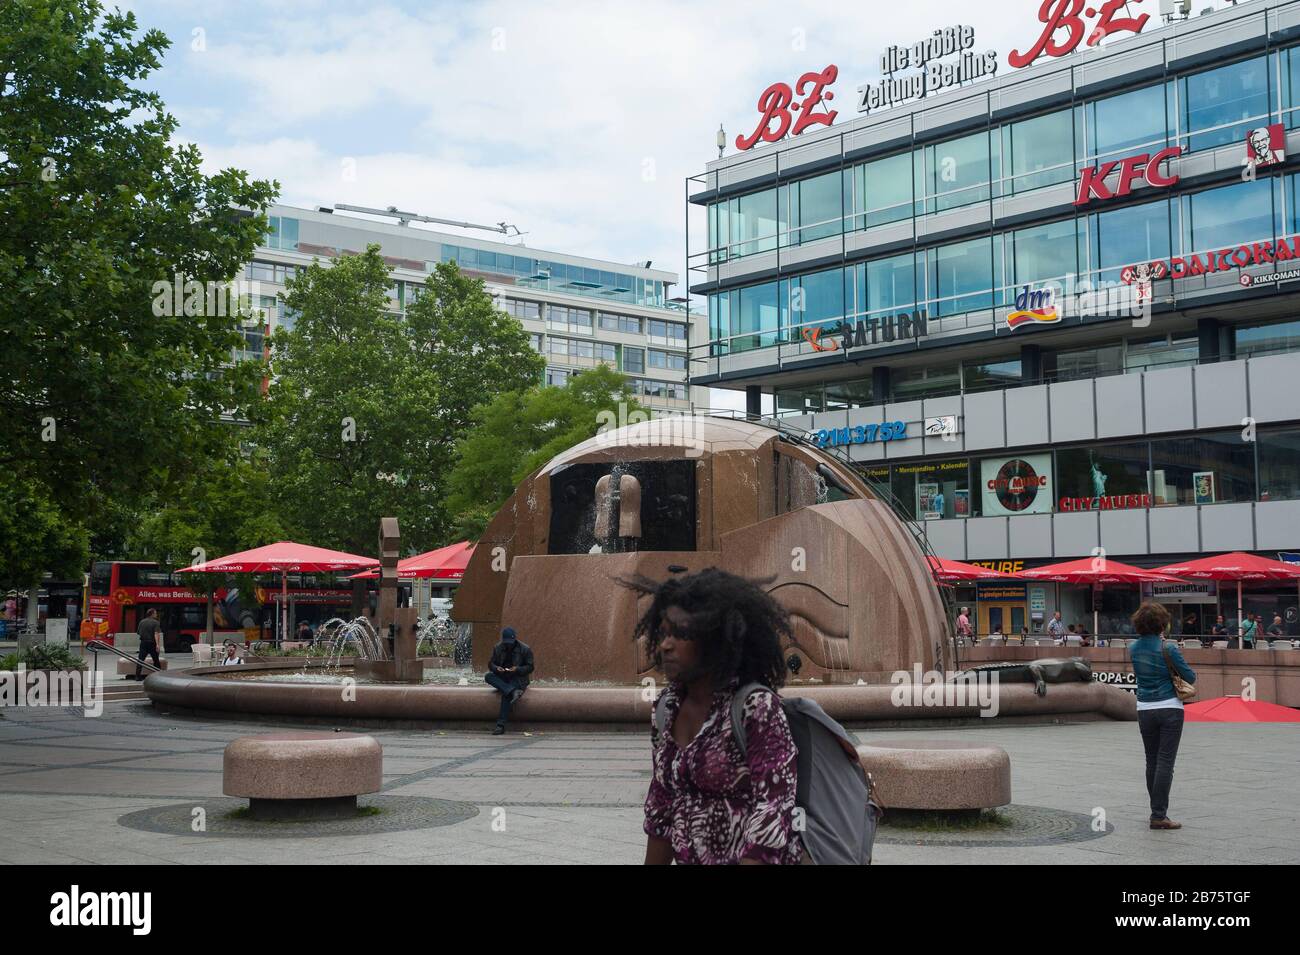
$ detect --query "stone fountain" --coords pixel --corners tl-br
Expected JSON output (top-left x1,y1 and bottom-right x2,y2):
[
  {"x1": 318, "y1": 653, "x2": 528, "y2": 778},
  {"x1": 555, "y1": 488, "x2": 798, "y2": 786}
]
[{"x1": 354, "y1": 516, "x2": 424, "y2": 683}]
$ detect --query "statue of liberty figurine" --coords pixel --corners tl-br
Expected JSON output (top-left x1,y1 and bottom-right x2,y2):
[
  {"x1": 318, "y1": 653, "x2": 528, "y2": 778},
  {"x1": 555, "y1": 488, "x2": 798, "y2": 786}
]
[{"x1": 1089, "y1": 455, "x2": 1108, "y2": 499}]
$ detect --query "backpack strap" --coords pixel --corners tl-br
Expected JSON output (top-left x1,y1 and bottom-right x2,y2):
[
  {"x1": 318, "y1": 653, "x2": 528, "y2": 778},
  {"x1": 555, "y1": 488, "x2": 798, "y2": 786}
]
[{"x1": 729, "y1": 682, "x2": 775, "y2": 761}]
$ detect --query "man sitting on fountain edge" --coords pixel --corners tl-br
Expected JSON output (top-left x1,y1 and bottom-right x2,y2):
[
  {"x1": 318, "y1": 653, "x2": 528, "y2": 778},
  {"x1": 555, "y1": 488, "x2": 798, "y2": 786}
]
[{"x1": 485, "y1": 627, "x2": 534, "y2": 735}]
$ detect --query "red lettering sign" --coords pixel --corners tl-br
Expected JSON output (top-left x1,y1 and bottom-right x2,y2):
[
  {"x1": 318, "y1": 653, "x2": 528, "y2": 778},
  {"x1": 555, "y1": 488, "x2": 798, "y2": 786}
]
[
  {"x1": 1074, "y1": 146, "x2": 1181, "y2": 205},
  {"x1": 736, "y1": 65, "x2": 838, "y2": 151},
  {"x1": 1009, "y1": 0, "x2": 1149, "y2": 70}
]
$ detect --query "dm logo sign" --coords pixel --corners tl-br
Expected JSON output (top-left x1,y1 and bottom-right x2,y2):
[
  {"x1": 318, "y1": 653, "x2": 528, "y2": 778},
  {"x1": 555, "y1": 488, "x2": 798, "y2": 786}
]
[{"x1": 1005, "y1": 284, "x2": 1060, "y2": 331}]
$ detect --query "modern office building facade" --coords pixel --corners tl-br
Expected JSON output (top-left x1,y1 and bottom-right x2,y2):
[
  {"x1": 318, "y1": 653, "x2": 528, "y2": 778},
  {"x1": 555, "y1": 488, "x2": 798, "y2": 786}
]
[
  {"x1": 688, "y1": 0, "x2": 1300, "y2": 635},
  {"x1": 243, "y1": 204, "x2": 700, "y2": 414}
]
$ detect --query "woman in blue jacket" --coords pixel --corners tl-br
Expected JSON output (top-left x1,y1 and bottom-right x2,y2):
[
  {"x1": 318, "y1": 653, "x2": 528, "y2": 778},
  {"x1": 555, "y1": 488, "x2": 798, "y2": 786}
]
[{"x1": 1127, "y1": 601, "x2": 1197, "y2": 830}]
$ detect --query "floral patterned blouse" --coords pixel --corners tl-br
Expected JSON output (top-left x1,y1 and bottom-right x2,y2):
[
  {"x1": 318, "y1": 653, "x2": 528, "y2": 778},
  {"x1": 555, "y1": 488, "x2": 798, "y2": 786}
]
[{"x1": 644, "y1": 681, "x2": 804, "y2": 865}]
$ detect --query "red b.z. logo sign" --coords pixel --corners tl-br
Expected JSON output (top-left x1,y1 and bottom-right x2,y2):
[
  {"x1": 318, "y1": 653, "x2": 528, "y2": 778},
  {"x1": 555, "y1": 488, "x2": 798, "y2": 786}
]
[
  {"x1": 1009, "y1": 0, "x2": 1150, "y2": 69},
  {"x1": 736, "y1": 65, "x2": 838, "y2": 151}
]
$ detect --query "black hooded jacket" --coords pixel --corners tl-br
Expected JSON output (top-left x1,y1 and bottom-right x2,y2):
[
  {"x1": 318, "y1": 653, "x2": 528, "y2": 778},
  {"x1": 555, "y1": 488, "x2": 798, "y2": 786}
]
[{"x1": 489, "y1": 637, "x2": 534, "y2": 687}]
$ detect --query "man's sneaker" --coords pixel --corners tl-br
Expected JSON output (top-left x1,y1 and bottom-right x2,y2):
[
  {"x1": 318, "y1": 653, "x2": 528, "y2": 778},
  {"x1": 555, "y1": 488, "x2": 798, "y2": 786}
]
[
  {"x1": 492, "y1": 723, "x2": 506, "y2": 736},
  {"x1": 1150, "y1": 818, "x2": 1182, "y2": 830}
]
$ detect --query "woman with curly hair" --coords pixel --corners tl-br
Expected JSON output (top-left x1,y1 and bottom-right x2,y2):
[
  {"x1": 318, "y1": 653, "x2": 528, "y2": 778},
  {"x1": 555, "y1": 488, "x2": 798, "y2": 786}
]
[{"x1": 627, "y1": 567, "x2": 805, "y2": 865}]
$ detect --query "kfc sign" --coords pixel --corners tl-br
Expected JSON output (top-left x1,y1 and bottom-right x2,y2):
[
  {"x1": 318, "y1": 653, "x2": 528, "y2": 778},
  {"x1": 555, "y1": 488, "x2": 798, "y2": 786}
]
[
  {"x1": 1009, "y1": 0, "x2": 1150, "y2": 70},
  {"x1": 1246, "y1": 123, "x2": 1286, "y2": 169},
  {"x1": 736, "y1": 65, "x2": 839, "y2": 151},
  {"x1": 1074, "y1": 146, "x2": 1181, "y2": 206}
]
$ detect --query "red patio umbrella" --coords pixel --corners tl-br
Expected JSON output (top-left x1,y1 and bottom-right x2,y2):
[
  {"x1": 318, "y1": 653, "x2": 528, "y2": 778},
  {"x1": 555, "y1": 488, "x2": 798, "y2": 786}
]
[
  {"x1": 1184, "y1": 696, "x2": 1300, "y2": 723},
  {"x1": 1152, "y1": 552, "x2": 1300, "y2": 642},
  {"x1": 349, "y1": 541, "x2": 474, "y2": 580},
  {"x1": 180, "y1": 541, "x2": 378, "y2": 643},
  {"x1": 926, "y1": 556, "x2": 1013, "y2": 583},
  {"x1": 1014, "y1": 557, "x2": 1187, "y2": 638}
]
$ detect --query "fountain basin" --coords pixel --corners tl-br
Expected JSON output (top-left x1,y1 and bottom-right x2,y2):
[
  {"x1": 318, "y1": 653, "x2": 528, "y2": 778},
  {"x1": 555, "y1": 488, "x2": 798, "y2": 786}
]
[{"x1": 144, "y1": 660, "x2": 1136, "y2": 726}]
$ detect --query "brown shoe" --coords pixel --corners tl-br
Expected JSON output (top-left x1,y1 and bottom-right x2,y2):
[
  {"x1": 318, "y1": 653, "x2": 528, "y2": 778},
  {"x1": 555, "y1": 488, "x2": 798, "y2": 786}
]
[{"x1": 1150, "y1": 818, "x2": 1182, "y2": 830}]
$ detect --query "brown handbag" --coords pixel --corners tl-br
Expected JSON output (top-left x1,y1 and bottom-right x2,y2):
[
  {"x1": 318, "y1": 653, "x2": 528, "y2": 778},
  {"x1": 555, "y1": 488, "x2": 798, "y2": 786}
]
[{"x1": 1161, "y1": 641, "x2": 1197, "y2": 702}]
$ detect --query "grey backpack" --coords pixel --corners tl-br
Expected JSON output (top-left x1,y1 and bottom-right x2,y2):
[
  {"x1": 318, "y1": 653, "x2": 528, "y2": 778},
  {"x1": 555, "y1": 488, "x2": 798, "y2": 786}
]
[{"x1": 655, "y1": 683, "x2": 882, "y2": 864}]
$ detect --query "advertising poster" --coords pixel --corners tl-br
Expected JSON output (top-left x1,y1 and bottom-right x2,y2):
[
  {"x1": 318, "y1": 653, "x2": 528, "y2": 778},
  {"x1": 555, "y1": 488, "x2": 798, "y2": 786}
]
[
  {"x1": 954, "y1": 489, "x2": 970, "y2": 517},
  {"x1": 980, "y1": 453, "x2": 1053, "y2": 516},
  {"x1": 917, "y1": 482, "x2": 940, "y2": 520},
  {"x1": 1194, "y1": 471, "x2": 1217, "y2": 504}
]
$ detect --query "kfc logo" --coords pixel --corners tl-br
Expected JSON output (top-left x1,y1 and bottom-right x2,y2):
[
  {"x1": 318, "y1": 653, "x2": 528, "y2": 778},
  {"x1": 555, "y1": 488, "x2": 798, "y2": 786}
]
[
  {"x1": 1120, "y1": 260, "x2": 1168, "y2": 302},
  {"x1": 1246, "y1": 124, "x2": 1285, "y2": 168},
  {"x1": 1075, "y1": 146, "x2": 1181, "y2": 205}
]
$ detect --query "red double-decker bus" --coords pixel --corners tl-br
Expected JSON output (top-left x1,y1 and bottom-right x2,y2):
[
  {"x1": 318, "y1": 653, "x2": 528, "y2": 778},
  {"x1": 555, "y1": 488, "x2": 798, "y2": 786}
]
[{"x1": 85, "y1": 561, "x2": 353, "y2": 652}]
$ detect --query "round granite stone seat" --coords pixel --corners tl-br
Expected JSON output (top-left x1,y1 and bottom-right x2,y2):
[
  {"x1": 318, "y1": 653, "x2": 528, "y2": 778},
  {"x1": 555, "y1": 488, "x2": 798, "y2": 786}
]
[
  {"x1": 223, "y1": 732, "x2": 382, "y2": 820},
  {"x1": 856, "y1": 739, "x2": 1011, "y2": 810}
]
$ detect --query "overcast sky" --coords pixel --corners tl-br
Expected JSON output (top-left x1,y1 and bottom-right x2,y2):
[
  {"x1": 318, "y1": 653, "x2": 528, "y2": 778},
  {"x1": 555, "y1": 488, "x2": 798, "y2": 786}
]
[{"x1": 119, "y1": 0, "x2": 1221, "y2": 409}]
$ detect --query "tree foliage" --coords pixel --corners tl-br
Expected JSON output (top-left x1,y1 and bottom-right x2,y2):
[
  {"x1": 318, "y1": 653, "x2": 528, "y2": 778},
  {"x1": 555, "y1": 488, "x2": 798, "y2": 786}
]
[{"x1": 0, "y1": 0, "x2": 277, "y2": 579}]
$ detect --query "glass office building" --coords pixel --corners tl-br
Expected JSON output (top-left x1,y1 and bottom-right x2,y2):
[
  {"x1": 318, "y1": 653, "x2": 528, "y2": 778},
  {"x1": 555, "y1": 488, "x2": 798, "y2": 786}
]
[
  {"x1": 687, "y1": 0, "x2": 1300, "y2": 634},
  {"x1": 247, "y1": 205, "x2": 700, "y2": 413}
]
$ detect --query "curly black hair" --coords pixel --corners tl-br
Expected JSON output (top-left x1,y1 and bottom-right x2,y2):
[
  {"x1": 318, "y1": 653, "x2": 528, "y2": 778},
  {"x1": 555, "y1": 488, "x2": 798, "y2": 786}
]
[{"x1": 622, "y1": 567, "x2": 790, "y2": 689}]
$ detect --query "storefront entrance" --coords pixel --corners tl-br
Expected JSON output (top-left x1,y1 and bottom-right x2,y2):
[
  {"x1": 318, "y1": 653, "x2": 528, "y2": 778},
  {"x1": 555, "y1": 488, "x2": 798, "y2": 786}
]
[{"x1": 976, "y1": 583, "x2": 1028, "y2": 637}]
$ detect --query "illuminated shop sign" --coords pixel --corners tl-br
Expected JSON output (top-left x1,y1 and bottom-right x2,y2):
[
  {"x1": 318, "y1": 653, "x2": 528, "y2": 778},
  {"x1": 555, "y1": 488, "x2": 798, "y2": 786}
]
[
  {"x1": 1005, "y1": 284, "x2": 1060, "y2": 330},
  {"x1": 1058, "y1": 493, "x2": 1152, "y2": 511},
  {"x1": 1245, "y1": 123, "x2": 1286, "y2": 169},
  {"x1": 1008, "y1": 0, "x2": 1150, "y2": 69},
  {"x1": 735, "y1": 65, "x2": 839, "y2": 151},
  {"x1": 815, "y1": 421, "x2": 908, "y2": 448},
  {"x1": 1074, "y1": 146, "x2": 1181, "y2": 205},
  {"x1": 1123, "y1": 235, "x2": 1300, "y2": 294},
  {"x1": 857, "y1": 25, "x2": 998, "y2": 114}
]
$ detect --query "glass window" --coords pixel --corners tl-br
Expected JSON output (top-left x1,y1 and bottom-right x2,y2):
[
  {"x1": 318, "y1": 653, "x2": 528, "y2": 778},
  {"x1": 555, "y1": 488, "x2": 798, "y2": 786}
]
[
  {"x1": 963, "y1": 358, "x2": 1022, "y2": 391},
  {"x1": 789, "y1": 267, "x2": 844, "y2": 337},
  {"x1": 735, "y1": 281, "x2": 782, "y2": 351},
  {"x1": 930, "y1": 237, "x2": 993, "y2": 316},
  {"x1": 1284, "y1": 47, "x2": 1300, "y2": 129},
  {"x1": 891, "y1": 363, "x2": 960, "y2": 402},
  {"x1": 1056, "y1": 442, "x2": 1150, "y2": 511},
  {"x1": 1126, "y1": 335, "x2": 1198, "y2": 372},
  {"x1": 1050, "y1": 344, "x2": 1122, "y2": 382},
  {"x1": 599, "y1": 312, "x2": 641, "y2": 334},
  {"x1": 622, "y1": 346, "x2": 645, "y2": 373},
  {"x1": 546, "y1": 367, "x2": 570, "y2": 387},
  {"x1": 923, "y1": 131, "x2": 991, "y2": 213},
  {"x1": 648, "y1": 349, "x2": 686, "y2": 371},
  {"x1": 825, "y1": 379, "x2": 873, "y2": 409},
  {"x1": 866, "y1": 252, "x2": 919, "y2": 315},
  {"x1": 849, "y1": 151, "x2": 913, "y2": 229},
  {"x1": 1088, "y1": 83, "x2": 1170, "y2": 160},
  {"x1": 1003, "y1": 109, "x2": 1075, "y2": 193},
  {"x1": 891, "y1": 459, "x2": 970, "y2": 520},
  {"x1": 1182, "y1": 56, "x2": 1271, "y2": 152},
  {"x1": 1093, "y1": 199, "x2": 1172, "y2": 284},
  {"x1": 1010, "y1": 218, "x2": 1078, "y2": 286},
  {"x1": 1183, "y1": 179, "x2": 1274, "y2": 255},
  {"x1": 594, "y1": 342, "x2": 617, "y2": 363},
  {"x1": 786, "y1": 170, "x2": 842, "y2": 245},
  {"x1": 1149, "y1": 432, "x2": 1255, "y2": 506},
  {"x1": 775, "y1": 386, "x2": 824, "y2": 416},
  {"x1": 1236, "y1": 317, "x2": 1300, "y2": 358},
  {"x1": 731, "y1": 188, "x2": 780, "y2": 257},
  {"x1": 1259, "y1": 428, "x2": 1300, "y2": 501}
]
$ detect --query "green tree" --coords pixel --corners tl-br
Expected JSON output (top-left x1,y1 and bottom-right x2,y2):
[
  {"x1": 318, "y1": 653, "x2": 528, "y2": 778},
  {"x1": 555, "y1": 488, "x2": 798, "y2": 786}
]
[
  {"x1": 0, "y1": 1, "x2": 277, "y2": 580},
  {"x1": 255, "y1": 250, "x2": 543, "y2": 553},
  {"x1": 0, "y1": 470, "x2": 89, "y2": 587},
  {"x1": 444, "y1": 364, "x2": 641, "y2": 538}
]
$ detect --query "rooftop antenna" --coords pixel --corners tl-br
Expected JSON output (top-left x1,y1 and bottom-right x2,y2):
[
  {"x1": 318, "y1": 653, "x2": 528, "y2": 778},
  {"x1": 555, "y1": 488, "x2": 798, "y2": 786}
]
[
  {"x1": 716, "y1": 124, "x2": 726, "y2": 159},
  {"x1": 329, "y1": 204, "x2": 523, "y2": 237}
]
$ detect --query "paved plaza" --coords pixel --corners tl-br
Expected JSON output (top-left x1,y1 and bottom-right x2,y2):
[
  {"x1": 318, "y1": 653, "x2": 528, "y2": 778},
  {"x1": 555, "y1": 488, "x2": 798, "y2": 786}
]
[{"x1": 0, "y1": 684, "x2": 1296, "y2": 865}]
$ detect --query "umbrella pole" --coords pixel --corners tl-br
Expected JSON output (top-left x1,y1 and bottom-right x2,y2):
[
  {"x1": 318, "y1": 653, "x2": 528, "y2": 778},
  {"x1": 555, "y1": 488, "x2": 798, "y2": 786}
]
[
  {"x1": 281, "y1": 570, "x2": 288, "y2": 646},
  {"x1": 1238, "y1": 579, "x2": 1244, "y2": 645},
  {"x1": 206, "y1": 592, "x2": 213, "y2": 646}
]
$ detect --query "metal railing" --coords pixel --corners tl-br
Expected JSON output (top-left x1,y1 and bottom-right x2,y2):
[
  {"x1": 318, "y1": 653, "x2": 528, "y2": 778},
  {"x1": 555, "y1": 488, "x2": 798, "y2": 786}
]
[{"x1": 85, "y1": 639, "x2": 163, "y2": 676}]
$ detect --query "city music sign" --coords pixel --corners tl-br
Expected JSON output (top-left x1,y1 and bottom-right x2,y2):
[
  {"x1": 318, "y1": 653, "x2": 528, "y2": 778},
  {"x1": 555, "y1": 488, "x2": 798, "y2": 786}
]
[{"x1": 735, "y1": 1, "x2": 1150, "y2": 149}]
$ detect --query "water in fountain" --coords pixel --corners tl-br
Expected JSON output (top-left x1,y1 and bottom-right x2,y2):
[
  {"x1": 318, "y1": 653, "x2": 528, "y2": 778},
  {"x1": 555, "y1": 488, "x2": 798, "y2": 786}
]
[
  {"x1": 314, "y1": 617, "x2": 389, "y2": 669},
  {"x1": 415, "y1": 616, "x2": 472, "y2": 665}
]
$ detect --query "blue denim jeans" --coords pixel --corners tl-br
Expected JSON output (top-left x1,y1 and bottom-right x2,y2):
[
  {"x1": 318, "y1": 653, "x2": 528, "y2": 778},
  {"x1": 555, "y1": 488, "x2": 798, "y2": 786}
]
[
  {"x1": 1137, "y1": 707, "x2": 1185, "y2": 820},
  {"x1": 485, "y1": 672, "x2": 523, "y2": 725}
]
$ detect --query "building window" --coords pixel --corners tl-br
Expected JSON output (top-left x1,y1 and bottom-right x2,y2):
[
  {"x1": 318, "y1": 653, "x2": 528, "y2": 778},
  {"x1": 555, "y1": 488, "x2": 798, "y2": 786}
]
[
  {"x1": 921, "y1": 131, "x2": 992, "y2": 214},
  {"x1": 846, "y1": 151, "x2": 913, "y2": 230},
  {"x1": 1056, "y1": 442, "x2": 1150, "y2": 512},
  {"x1": 622, "y1": 346, "x2": 645, "y2": 373},
  {"x1": 962, "y1": 358, "x2": 1021, "y2": 391},
  {"x1": 266, "y1": 216, "x2": 299, "y2": 251},
  {"x1": 891, "y1": 459, "x2": 971, "y2": 520},
  {"x1": 891, "y1": 363, "x2": 960, "y2": 402},
  {"x1": 1002, "y1": 108, "x2": 1075, "y2": 194},
  {"x1": 930, "y1": 237, "x2": 994, "y2": 317},
  {"x1": 783, "y1": 170, "x2": 842, "y2": 245},
  {"x1": 529, "y1": 333, "x2": 542, "y2": 353},
  {"x1": 1236, "y1": 317, "x2": 1300, "y2": 358},
  {"x1": 863, "y1": 252, "x2": 920, "y2": 317},
  {"x1": 598, "y1": 312, "x2": 641, "y2": 334},
  {"x1": 594, "y1": 342, "x2": 617, "y2": 364},
  {"x1": 1092, "y1": 199, "x2": 1172, "y2": 285},
  {"x1": 713, "y1": 187, "x2": 782, "y2": 260},
  {"x1": 1181, "y1": 55, "x2": 1271, "y2": 152},
  {"x1": 1259, "y1": 428, "x2": 1300, "y2": 501},
  {"x1": 1049, "y1": 344, "x2": 1123, "y2": 382},
  {"x1": 546, "y1": 367, "x2": 570, "y2": 387},
  {"x1": 648, "y1": 349, "x2": 686, "y2": 371},
  {"x1": 1148, "y1": 432, "x2": 1255, "y2": 506},
  {"x1": 825, "y1": 378, "x2": 873, "y2": 410},
  {"x1": 775, "y1": 386, "x2": 824, "y2": 416},
  {"x1": 1125, "y1": 335, "x2": 1198, "y2": 372},
  {"x1": 1009, "y1": 218, "x2": 1079, "y2": 290},
  {"x1": 548, "y1": 305, "x2": 592, "y2": 334},
  {"x1": 788, "y1": 266, "x2": 845, "y2": 339},
  {"x1": 504, "y1": 298, "x2": 542, "y2": 321},
  {"x1": 1087, "y1": 82, "x2": 1171, "y2": 162},
  {"x1": 647, "y1": 319, "x2": 687, "y2": 341},
  {"x1": 1182, "y1": 178, "x2": 1274, "y2": 256}
]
